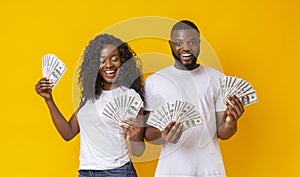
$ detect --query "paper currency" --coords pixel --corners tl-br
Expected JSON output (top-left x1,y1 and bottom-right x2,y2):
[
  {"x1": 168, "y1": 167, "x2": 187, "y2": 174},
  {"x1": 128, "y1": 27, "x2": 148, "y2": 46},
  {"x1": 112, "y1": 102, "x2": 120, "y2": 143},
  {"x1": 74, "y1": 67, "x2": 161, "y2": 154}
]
[
  {"x1": 146, "y1": 100, "x2": 203, "y2": 132},
  {"x1": 221, "y1": 76, "x2": 258, "y2": 106},
  {"x1": 102, "y1": 95, "x2": 143, "y2": 125},
  {"x1": 42, "y1": 54, "x2": 66, "y2": 89},
  {"x1": 181, "y1": 117, "x2": 203, "y2": 131}
]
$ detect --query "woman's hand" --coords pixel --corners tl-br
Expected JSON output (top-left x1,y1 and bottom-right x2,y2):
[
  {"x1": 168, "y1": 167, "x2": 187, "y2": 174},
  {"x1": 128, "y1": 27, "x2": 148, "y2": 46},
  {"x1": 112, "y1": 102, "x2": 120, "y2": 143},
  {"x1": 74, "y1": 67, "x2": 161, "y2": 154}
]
[
  {"x1": 121, "y1": 118, "x2": 144, "y2": 142},
  {"x1": 35, "y1": 77, "x2": 53, "y2": 100}
]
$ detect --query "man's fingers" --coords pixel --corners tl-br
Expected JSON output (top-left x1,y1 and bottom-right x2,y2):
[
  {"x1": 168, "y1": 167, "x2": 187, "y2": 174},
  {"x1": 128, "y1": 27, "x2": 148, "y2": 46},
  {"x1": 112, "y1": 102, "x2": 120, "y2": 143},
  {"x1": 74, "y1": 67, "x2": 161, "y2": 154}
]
[
  {"x1": 227, "y1": 95, "x2": 245, "y2": 120},
  {"x1": 165, "y1": 122, "x2": 182, "y2": 143},
  {"x1": 169, "y1": 123, "x2": 183, "y2": 143},
  {"x1": 122, "y1": 118, "x2": 137, "y2": 127},
  {"x1": 163, "y1": 121, "x2": 176, "y2": 135}
]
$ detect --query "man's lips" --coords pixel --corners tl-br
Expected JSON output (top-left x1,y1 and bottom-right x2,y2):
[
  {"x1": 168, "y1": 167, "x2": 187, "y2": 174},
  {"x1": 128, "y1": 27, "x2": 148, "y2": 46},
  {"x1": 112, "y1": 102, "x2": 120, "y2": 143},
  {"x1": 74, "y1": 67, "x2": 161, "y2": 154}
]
[
  {"x1": 181, "y1": 53, "x2": 192, "y2": 57},
  {"x1": 180, "y1": 53, "x2": 193, "y2": 62}
]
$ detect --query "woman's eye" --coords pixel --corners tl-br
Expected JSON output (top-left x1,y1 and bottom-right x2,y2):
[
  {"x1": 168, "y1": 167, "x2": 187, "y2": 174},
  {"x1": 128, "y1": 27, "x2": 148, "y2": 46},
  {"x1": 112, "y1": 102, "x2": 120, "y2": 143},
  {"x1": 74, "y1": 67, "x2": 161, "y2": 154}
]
[
  {"x1": 111, "y1": 57, "x2": 120, "y2": 62},
  {"x1": 100, "y1": 59, "x2": 105, "y2": 64},
  {"x1": 99, "y1": 57, "x2": 105, "y2": 64}
]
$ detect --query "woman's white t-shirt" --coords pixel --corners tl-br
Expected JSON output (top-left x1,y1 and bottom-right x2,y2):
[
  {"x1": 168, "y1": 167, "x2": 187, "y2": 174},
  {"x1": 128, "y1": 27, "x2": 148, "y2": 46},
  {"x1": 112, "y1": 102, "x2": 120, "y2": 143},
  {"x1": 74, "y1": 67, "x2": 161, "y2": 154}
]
[{"x1": 77, "y1": 87, "x2": 142, "y2": 170}]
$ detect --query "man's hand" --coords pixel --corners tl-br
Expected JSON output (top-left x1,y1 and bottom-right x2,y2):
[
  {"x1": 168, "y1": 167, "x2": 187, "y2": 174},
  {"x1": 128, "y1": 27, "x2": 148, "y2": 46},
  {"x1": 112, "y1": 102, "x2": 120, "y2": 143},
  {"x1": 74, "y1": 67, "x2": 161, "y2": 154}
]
[
  {"x1": 225, "y1": 95, "x2": 244, "y2": 124},
  {"x1": 162, "y1": 121, "x2": 183, "y2": 144}
]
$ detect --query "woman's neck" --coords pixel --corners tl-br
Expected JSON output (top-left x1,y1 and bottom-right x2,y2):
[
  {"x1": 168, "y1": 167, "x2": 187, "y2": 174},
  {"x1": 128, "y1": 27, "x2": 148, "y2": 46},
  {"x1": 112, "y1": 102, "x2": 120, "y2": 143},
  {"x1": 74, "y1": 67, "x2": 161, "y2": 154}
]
[{"x1": 103, "y1": 83, "x2": 120, "y2": 90}]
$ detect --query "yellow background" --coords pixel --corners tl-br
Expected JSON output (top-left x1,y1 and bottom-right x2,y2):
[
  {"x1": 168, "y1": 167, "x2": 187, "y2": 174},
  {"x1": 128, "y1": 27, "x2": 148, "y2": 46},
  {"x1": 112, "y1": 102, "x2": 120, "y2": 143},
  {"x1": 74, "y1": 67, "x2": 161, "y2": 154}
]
[{"x1": 1, "y1": 0, "x2": 299, "y2": 177}]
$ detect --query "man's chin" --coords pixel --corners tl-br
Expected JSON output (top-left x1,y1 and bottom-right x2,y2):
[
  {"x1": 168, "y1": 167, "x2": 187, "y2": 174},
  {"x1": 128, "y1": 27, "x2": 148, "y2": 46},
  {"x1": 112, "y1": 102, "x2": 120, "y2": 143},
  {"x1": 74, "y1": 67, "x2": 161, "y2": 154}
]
[
  {"x1": 179, "y1": 58, "x2": 198, "y2": 69},
  {"x1": 184, "y1": 63, "x2": 198, "y2": 70},
  {"x1": 174, "y1": 61, "x2": 197, "y2": 70},
  {"x1": 172, "y1": 52, "x2": 198, "y2": 69},
  {"x1": 181, "y1": 60, "x2": 193, "y2": 65}
]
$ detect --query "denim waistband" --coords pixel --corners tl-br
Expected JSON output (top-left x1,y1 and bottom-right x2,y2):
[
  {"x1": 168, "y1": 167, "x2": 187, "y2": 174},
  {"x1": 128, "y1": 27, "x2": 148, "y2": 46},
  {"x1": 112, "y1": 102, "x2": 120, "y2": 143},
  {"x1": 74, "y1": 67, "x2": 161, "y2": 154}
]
[{"x1": 79, "y1": 161, "x2": 133, "y2": 172}]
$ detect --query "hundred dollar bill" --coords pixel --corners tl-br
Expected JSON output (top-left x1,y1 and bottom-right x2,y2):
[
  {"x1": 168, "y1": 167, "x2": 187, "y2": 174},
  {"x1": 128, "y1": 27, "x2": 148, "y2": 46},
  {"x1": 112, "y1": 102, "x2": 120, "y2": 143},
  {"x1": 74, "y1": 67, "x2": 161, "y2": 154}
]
[
  {"x1": 102, "y1": 95, "x2": 143, "y2": 125},
  {"x1": 42, "y1": 54, "x2": 66, "y2": 89},
  {"x1": 238, "y1": 91, "x2": 258, "y2": 106},
  {"x1": 48, "y1": 62, "x2": 66, "y2": 89},
  {"x1": 122, "y1": 96, "x2": 142, "y2": 120},
  {"x1": 146, "y1": 100, "x2": 204, "y2": 132},
  {"x1": 146, "y1": 119, "x2": 165, "y2": 131},
  {"x1": 181, "y1": 117, "x2": 203, "y2": 131},
  {"x1": 221, "y1": 76, "x2": 258, "y2": 107}
]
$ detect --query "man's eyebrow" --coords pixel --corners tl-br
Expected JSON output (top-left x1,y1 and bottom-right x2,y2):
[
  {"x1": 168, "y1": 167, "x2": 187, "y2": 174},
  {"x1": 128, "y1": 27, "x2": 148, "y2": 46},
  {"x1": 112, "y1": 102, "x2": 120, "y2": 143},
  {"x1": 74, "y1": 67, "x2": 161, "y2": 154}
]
[{"x1": 171, "y1": 38, "x2": 199, "y2": 42}]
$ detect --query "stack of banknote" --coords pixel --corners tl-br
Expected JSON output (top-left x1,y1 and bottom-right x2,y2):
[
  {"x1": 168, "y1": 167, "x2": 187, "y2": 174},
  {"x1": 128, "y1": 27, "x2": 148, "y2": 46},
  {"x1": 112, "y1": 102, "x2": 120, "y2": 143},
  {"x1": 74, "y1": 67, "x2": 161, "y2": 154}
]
[
  {"x1": 42, "y1": 54, "x2": 66, "y2": 89},
  {"x1": 221, "y1": 76, "x2": 258, "y2": 106},
  {"x1": 102, "y1": 95, "x2": 143, "y2": 125},
  {"x1": 146, "y1": 100, "x2": 203, "y2": 131}
]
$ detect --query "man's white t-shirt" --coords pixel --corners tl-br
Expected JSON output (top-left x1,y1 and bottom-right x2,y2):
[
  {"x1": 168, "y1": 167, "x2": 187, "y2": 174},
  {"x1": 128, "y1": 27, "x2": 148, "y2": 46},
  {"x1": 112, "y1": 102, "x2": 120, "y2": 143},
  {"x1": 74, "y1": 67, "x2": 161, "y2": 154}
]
[
  {"x1": 77, "y1": 87, "x2": 142, "y2": 170},
  {"x1": 143, "y1": 65, "x2": 226, "y2": 177}
]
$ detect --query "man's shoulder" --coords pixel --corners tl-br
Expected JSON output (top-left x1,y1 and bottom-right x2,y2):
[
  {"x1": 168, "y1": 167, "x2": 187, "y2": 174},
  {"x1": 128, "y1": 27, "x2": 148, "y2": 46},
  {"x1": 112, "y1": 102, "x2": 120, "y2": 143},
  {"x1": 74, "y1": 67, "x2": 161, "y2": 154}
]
[
  {"x1": 145, "y1": 66, "x2": 173, "y2": 80},
  {"x1": 201, "y1": 65, "x2": 224, "y2": 76},
  {"x1": 155, "y1": 65, "x2": 173, "y2": 74}
]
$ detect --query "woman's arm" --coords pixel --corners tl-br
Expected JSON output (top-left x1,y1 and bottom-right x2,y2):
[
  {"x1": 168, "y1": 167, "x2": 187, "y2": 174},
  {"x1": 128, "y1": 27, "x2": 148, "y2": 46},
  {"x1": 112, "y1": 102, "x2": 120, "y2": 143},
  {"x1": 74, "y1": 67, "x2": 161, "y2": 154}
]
[
  {"x1": 35, "y1": 77, "x2": 80, "y2": 141},
  {"x1": 122, "y1": 109, "x2": 145, "y2": 157}
]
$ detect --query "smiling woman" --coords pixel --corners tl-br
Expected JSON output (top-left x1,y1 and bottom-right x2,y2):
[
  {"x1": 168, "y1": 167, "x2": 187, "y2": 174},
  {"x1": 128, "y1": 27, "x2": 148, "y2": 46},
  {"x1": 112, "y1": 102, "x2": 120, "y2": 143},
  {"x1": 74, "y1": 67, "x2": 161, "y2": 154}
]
[
  {"x1": 35, "y1": 34, "x2": 145, "y2": 177},
  {"x1": 78, "y1": 34, "x2": 143, "y2": 103},
  {"x1": 99, "y1": 44, "x2": 122, "y2": 89}
]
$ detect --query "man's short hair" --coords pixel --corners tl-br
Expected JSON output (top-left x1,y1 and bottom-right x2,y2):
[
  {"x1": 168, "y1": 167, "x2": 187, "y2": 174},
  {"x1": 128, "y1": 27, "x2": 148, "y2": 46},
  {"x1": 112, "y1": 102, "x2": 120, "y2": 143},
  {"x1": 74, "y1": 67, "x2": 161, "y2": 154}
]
[{"x1": 171, "y1": 20, "x2": 200, "y2": 37}]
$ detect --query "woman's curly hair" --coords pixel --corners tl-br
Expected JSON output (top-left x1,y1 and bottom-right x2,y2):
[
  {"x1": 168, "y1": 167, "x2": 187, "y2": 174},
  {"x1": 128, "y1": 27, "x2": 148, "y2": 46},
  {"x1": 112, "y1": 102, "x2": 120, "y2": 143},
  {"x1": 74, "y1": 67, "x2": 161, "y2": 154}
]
[{"x1": 78, "y1": 34, "x2": 143, "y2": 105}]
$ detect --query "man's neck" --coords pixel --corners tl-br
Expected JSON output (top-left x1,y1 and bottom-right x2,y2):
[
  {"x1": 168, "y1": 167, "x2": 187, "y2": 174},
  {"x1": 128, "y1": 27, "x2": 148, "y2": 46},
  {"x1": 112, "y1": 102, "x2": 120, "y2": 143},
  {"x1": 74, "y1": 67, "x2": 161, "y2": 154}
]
[{"x1": 174, "y1": 61, "x2": 200, "y2": 70}]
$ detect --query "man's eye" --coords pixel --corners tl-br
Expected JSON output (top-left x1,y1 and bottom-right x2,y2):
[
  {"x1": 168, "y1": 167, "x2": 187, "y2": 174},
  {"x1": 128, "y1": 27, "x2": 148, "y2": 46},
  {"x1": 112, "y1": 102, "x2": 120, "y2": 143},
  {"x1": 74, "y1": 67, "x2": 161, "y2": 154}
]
[
  {"x1": 188, "y1": 40, "x2": 198, "y2": 46},
  {"x1": 175, "y1": 41, "x2": 183, "y2": 46}
]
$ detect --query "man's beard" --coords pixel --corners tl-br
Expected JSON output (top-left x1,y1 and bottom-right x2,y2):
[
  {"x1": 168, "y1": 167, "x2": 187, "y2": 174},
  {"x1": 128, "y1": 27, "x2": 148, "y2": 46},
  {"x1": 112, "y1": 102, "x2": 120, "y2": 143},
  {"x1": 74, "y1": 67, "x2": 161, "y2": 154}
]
[{"x1": 171, "y1": 50, "x2": 199, "y2": 70}]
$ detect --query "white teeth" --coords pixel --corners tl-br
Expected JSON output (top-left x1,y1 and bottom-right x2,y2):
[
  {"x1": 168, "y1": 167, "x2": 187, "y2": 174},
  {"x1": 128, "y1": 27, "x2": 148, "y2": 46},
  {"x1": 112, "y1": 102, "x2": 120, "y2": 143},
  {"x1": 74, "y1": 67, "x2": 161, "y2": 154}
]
[
  {"x1": 105, "y1": 70, "x2": 115, "y2": 74},
  {"x1": 181, "y1": 53, "x2": 192, "y2": 57}
]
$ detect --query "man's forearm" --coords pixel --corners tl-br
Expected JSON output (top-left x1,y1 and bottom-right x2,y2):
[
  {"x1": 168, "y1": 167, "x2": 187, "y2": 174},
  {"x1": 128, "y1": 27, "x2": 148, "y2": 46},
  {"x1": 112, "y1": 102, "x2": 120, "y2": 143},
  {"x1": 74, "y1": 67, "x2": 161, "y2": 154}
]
[{"x1": 145, "y1": 127, "x2": 166, "y2": 145}]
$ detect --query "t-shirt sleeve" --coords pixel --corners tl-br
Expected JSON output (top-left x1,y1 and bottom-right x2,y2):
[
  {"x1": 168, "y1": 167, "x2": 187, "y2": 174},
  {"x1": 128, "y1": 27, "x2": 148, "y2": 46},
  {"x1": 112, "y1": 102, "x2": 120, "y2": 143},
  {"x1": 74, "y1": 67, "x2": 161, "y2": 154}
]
[
  {"x1": 215, "y1": 88, "x2": 226, "y2": 112},
  {"x1": 143, "y1": 75, "x2": 167, "y2": 112},
  {"x1": 143, "y1": 77, "x2": 155, "y2": 111},
  {"x1": 143, "y1": 72, "x2": 172, "y2": 112},
  {"x1": 213, "y1": 71, "x2": 226, "y2": 112}
]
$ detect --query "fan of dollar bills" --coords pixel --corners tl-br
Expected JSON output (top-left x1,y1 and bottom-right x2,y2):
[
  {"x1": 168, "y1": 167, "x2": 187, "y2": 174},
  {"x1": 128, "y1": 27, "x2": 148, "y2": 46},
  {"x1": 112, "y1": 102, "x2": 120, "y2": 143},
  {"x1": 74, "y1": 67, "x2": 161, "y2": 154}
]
[
  {"x1": 221, "y1": 76, "x2": 258, "y2": 106},
  {"x1": 42, "y1": 54, "x2": 66, "y2": 89},
  {"x1": 146, "y1": 100, "x2": 203, "y2": 132},
  {"x1": 102, "y1": 95, "x2": 143, "y2": 125}
]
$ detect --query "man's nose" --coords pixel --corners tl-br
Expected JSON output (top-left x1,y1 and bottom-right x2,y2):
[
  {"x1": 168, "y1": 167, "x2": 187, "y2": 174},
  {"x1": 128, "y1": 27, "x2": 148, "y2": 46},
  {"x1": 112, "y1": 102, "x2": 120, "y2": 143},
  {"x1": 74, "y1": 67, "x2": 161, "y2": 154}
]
[{"x1": 182, "y1": 42, "x2": 190, "y2": 51}]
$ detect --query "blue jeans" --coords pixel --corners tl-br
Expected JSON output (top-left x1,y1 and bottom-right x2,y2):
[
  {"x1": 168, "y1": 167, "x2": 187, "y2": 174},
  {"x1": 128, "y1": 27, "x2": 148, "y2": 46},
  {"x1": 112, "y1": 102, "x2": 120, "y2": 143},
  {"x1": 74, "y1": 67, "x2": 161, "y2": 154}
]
[{"x1": 78, "y1": 161, "x2": 137, "y2": 177}]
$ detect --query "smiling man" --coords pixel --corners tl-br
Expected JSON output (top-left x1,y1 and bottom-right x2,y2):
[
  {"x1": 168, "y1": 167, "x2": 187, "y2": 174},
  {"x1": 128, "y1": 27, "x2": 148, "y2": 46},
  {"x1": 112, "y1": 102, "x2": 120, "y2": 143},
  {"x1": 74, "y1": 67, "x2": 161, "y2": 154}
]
[
  {"x1": 143, "y1": 20, "x2": 245, "y2": 177},
  {"x1": 170, "y1": 21, "x2": 200, "y2": 70}
]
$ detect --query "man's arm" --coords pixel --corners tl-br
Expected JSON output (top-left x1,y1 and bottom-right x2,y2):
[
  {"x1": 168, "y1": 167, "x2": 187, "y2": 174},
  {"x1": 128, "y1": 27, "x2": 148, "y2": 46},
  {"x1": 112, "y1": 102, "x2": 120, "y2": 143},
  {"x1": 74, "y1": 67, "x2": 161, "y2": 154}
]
[
  {"x1": 144, "y1": 111, "x2": 183, "y2": 144},
  {"x1": 217, "y1": 95, "x2": 244, "y2": 140}
]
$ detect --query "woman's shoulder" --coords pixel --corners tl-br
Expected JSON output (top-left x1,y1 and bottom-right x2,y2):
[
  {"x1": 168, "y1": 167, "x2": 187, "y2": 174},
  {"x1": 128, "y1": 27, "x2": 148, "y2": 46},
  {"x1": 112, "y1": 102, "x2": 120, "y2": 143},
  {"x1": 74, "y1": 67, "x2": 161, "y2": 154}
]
[{"x1": 120, "y1": 86, "x2": 142, "y2": 99}]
